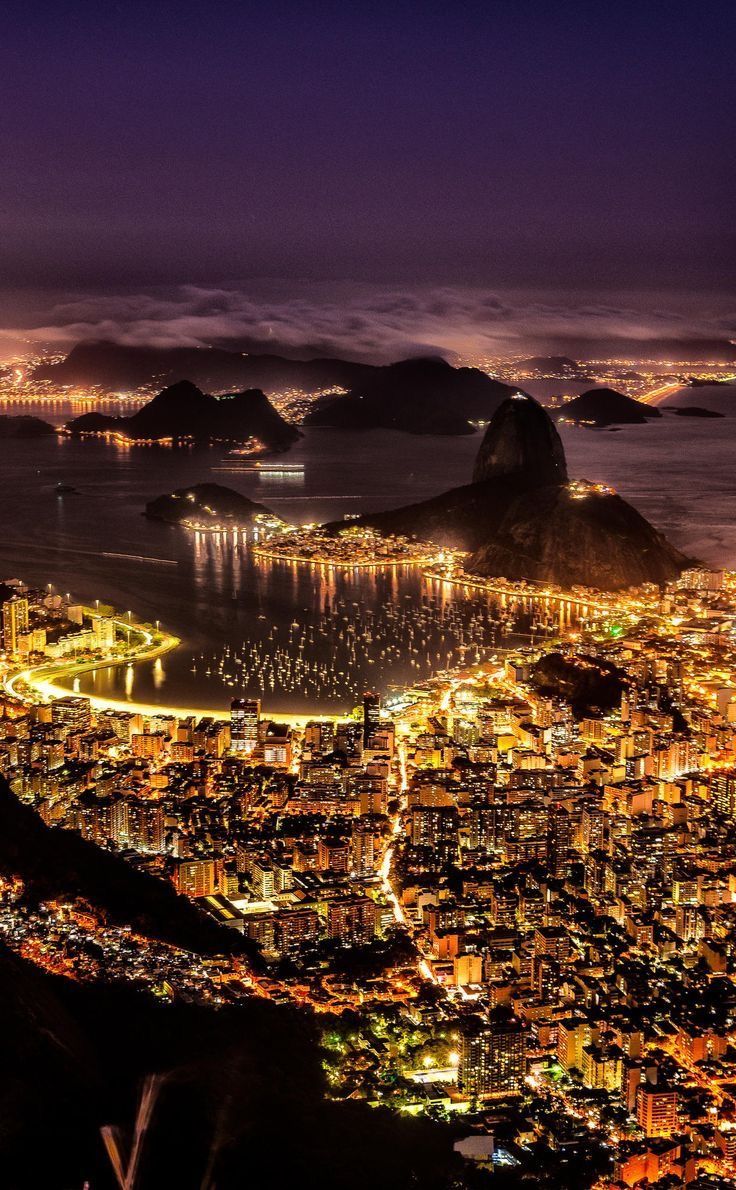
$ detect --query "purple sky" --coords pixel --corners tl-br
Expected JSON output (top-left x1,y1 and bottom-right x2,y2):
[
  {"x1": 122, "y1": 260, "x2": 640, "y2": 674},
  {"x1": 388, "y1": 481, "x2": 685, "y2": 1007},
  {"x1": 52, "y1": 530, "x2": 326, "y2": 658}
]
[
  {"x1": 0, "y1": 1, "x2": 733, "y2": 364},
  {"x1": 1, "y1": 1, "x2": 733, "y2": 294}
]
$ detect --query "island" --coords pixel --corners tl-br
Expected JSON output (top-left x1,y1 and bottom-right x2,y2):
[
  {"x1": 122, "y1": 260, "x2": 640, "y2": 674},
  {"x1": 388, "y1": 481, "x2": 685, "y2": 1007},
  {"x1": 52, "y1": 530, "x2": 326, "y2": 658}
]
[
  {"x1": 145, "y1": 483, "x2": 277, "y2": 531},
  {"x1": 304, "y1": 357, "x2": 524, "y2": 434},
  {"x1": 330, "y1": 393, "x2": 689, "y2": 589},
  {"x1": 555, "y1": 386, "x2": 662, "y2": 427},
  {"x1": 670, "y1": 406, "x2": 725, "y2": 418},
  {"x1": 65, "y1": 380, "x2": 301, "y2": 451},
  {"x1": 0, "y1": 415, "x2": 55, "y2": 438}
]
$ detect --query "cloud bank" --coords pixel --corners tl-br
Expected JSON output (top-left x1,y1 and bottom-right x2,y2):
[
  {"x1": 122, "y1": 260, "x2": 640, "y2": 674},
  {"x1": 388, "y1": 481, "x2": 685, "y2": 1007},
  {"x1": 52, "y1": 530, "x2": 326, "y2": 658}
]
[{"x1": 1, "y1": 282, "x2": 734, "y2": 364}]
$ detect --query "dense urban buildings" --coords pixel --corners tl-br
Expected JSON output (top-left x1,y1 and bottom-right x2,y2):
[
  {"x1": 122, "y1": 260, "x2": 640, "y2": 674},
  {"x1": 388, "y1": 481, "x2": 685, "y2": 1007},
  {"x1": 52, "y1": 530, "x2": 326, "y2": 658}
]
[{"x1": 2, "y1": 557, "x2": 736, "y2": 1183}]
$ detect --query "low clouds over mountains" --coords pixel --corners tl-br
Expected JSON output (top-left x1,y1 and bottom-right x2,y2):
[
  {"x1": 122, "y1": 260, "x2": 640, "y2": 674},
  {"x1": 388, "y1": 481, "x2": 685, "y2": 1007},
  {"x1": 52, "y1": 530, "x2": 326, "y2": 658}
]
[{"x1": 1, "y1": 281, "x2": 733, "y2": 364}]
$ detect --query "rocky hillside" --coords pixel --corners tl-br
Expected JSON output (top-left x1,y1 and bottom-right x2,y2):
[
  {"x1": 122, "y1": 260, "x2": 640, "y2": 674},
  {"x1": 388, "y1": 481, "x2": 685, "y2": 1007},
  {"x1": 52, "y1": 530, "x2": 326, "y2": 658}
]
[
  {"x1": 305, "y1": 357, "x2": 523, "y2": 435},
  {"x1": 146, "y1": 483, "x2": 273, "y2": 527},
  {"x1": 338, "y1": 394, "x2": 690, "y2": 589},
  {"x1": 66, "y1": 380, "x2": 300, "y2": 450}
]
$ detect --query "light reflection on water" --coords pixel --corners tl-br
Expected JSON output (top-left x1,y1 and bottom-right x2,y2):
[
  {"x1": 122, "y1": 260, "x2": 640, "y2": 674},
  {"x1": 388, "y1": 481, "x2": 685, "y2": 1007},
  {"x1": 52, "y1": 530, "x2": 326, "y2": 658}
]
[
  {"x1": 73, "y1": 532, "x2": 575, "y2": 714},
  {"x1": 0, "y1": 416, "x2": 732, "y2": 712}
]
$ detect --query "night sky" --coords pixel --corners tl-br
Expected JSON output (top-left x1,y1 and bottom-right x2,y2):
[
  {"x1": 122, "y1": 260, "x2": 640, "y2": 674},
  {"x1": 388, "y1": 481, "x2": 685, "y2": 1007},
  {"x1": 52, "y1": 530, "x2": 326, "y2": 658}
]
[{"x1": 1, "y1": 1, "x2": 732, "y2": 290}]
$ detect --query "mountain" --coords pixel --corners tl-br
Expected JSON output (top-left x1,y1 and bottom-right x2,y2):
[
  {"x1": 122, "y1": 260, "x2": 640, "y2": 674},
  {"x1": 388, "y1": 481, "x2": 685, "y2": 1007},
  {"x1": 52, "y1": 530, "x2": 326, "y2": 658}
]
[
  {"x1": 557, "y1": 387, "x2": 661, "y2": 427},
  {"x1": 466, "y1": 482, "x2": 685, "y2": 588},
  {"x1": 0, "y1": 415, "x2": 55, "y2": 438},
  {"x1": 66, "y1": 380, "x2": 300, "y2": 450},
  {"x1": 304, "y1": 357, "x2": 522, "y2": 435},
  {"x1": 40, "y1": 341, "x2": 528, "y2": 435},
  {"x1": 473, "y1": 391, "x2": 568, "y2": 485},
  {"x1": 336, "y1": 394, "x2": 689, "y2": 589},
  {"x1": 146, "y1": 483, "x2": 273, "y2": 527},
  {"x1": 35, "y1": 340, "x2": 372, "y2": 394}
]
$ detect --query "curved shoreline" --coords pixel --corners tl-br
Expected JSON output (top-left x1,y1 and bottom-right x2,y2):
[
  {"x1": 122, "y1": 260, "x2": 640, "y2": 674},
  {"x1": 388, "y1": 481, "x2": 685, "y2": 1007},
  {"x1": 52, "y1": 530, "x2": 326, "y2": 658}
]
[
  {"x1": 1, "y1": 572, "x2": 639, "y2": 726},
  {"x1": 2, "y1": 611, "x2": 352, "y2": 726}
]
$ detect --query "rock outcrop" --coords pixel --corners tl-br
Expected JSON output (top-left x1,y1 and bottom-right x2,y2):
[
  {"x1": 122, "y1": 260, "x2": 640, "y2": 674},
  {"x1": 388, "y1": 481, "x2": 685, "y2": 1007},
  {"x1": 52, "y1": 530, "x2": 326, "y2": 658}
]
[
  {"x1": 472, "y1": 392, "x2": 568, "y2": 484},
  {"x1": 558, "y1": 387, "x2": 661, "y2": 427},
  {"x1": 337, "y1": 394, "x2": 690, "y2": 589},
  {"x1": 66, "y1": 380, "x2": 300, "y2": 450},
  {"x1": 305, "y1": 357, "x2": 523, "y2": 435}
]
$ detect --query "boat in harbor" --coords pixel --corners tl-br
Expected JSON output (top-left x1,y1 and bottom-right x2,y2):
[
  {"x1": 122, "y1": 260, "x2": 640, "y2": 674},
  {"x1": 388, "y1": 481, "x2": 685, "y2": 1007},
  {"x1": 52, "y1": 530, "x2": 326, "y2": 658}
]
[{"x1": 220, "y1": 457, "x2": 305, "y2": 475}]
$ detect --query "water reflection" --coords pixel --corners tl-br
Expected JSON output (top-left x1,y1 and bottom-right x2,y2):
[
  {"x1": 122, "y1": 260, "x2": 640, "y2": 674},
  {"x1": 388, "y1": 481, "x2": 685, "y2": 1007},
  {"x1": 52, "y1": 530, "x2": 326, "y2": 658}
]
[{"x1": 75, "y1": 535, "x2": 568, "y2": 714}]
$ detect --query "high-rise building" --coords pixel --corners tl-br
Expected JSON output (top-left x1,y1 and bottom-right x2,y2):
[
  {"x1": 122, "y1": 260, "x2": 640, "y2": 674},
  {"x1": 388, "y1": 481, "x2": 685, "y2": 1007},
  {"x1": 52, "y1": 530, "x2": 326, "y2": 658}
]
[
  {"x1": 274, "y1": 907, "x2": 320, "y2": 957},
  {"x1": 51, "y1": 696, "x2": 93, "y2": 735},
  {"x1": 326, "y1": 896, "x2": 377, "y2": 947},
  {"x1": 711, "y1": 769, "x2": 736, "y2": 817},
  {"x1": 350, "y1": 821, "x2": 376, "y2": 876},
  {"x1": 125, "y1": 798, "x2": 166, "y2": 853},
  {"x1": 2, "y1": 595, "x2": 29, "y2": 654},
  {"x1": 362, "y1": 690, "x2": 381, "y2": 745},
  {"x1": 458, "y1": 1008, "x2": 526, "y2": 1097},
  {"x1": 410, "y1": 804, "x2": 459, "y2": 861},
  {"x1": 317, "y1": 837, "x2": 350, "y2": 873},
  {"x1": 303, "y1": 719, "x2": 335, "y2": 756},
  {"x1": 335, "y1": 719, "x2": 363, "y2": 757},
  {"x1": 171, "y1": 857, "x2": 223, "y2": 898},
  {"x1": 637, "y1": 1080, "x2": 678, "y2": 1137},
  {"x1": 231, "y1": 698, "x2": 260, "y2": 753},
  {"x1": 92, "y1": 615, "x2": 116, "y2": 650}
]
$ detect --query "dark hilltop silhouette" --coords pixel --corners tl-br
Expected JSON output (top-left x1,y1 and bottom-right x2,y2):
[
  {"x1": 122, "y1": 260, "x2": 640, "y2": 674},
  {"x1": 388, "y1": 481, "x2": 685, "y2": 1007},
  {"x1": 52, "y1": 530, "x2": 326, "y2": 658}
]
[
  {"x1": 146, "y1": 482, "x2": 273, "y2": 527},
  {"x1": 0, "y1": 414, "x2": 55, "y2": 438},
  {"x1": 65, "y1": 379, "x2": 300, "y2": 450},
  {"x1": 0, "y1": 775, "x2": 462, "y2": 1190},
  {"x1": 41, "y1": 342, "x2": 525, "y2": 436},
  {"x1": 557, "y1": 387, "x2": 662, "y2": 427},
  {"x1": 36, "y1": 340, "x2": 372, "y2": 394},
  {"x1": 337, "y1": 393, "x2": 689, "y2": 590},
  {"x1": 305, "y1": 356, "x2": 523, "y2": 434}
]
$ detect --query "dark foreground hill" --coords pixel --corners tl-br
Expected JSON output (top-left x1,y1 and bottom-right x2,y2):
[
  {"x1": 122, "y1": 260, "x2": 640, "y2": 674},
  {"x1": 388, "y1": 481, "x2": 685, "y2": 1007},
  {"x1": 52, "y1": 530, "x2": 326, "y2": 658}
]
[
  {"x1": 66, "y1": 380, "x2": 300, "y2": 450},
  {"x1": 558, "y1": 387, "x2": 662, "y2": 427},
  {"x1": 146, "y1": 483, "x2": 273, "y2": 527},
  {"x1": 305, "y1": 357, "x2": 523, "y2": 434},
  {"x1": 0, "y1": 941, "x2": 468, "y2": 1190},
  {"x1": 0, "y1": 777, "x2": 245, "y2": 957},
  {"x1": 0, "y1": 771, "x2": 473, "y2": 1189},
  {"x1": 337, "y1": 394, "x2": 689, "y2": 589}
]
